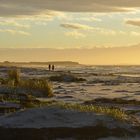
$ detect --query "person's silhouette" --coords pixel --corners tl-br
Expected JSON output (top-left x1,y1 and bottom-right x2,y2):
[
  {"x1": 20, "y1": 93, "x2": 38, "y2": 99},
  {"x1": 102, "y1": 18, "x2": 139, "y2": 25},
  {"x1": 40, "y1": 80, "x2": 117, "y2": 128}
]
[
  {"x1": 52, "y1": 65, "x2": 55, "y2": 71},
  {"x1": 48, "y1": 64, "x2": 51, "y2": 71}
]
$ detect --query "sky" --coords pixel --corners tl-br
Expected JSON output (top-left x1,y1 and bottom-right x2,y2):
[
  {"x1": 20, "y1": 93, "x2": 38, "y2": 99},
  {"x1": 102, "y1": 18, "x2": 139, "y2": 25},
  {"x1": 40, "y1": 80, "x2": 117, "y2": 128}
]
[{"x1": 0, "y1": 0, "x2": 140, "y2": 64}]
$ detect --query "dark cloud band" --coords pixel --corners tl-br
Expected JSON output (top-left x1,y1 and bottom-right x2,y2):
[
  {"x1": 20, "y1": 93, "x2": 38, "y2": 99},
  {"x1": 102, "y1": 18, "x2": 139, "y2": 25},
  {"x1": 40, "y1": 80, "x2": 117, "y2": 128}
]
[
  {"x1": 126, "y1": 20, "x2": 140, "y2": 27},
  {"x1": 0, "y1": 0, "x2": 140, "y2": 17}
]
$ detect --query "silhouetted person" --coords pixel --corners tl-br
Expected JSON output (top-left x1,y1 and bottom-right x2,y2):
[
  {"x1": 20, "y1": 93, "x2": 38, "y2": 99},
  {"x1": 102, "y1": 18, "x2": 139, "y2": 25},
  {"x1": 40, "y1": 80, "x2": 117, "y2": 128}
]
[
  {"x1": 48, "y1": 64, "x2": 51, "y2": 71},
  {"x1": 52, "y1": 65, "x2": 55, "y2": 71}
]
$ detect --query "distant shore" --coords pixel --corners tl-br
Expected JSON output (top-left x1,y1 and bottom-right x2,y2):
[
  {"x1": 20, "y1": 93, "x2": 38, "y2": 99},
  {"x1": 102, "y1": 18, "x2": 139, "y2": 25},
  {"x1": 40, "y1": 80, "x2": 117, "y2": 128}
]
[{"x1": 0, "y1": 61, "x2": 80, "y2": 66}]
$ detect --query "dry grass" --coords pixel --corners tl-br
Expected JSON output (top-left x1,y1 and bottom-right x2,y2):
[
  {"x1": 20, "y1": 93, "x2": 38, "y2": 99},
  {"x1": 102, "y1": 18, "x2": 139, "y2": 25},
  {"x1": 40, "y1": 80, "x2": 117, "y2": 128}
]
[
  {"x1": 56, "y1": 102, "x2": 128, "y2": 120},
  {"x1": 19, "y1": 79, "x2": 53, "y2": 97},
  {"x1": 8, "y1": 68, "x2": 20, "y2": 86},
  {"x1": 5, "y1": 68, "x2": 53, "y2": 97}
]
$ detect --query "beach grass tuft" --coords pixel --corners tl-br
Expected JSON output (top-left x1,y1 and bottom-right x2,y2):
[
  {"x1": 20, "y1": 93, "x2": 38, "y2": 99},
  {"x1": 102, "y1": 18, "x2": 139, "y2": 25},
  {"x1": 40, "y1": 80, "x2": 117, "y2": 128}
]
[
  {"x1": 56, "y1": 102, "x2": 128, "y2": 120},
  {"x1": 19, "y1": 79, "x2": 53, "y2": 97}
]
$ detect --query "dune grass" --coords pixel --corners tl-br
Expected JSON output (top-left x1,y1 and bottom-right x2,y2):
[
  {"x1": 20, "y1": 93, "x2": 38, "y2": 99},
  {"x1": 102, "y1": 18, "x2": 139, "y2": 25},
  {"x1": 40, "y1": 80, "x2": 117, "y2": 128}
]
[
  {"x1": 55, "y1": 102, "x2": 128, "y2": 121},
  {"x1": 8, "y1": 68, "x2": 20, "y2": 86},
  {"x1": 19, "y1": 79, "x2": 53, "y2": 97},
  {"x1": 36, "y1": 101, "x2": 128, "y2": 121},
  {"x1": 6, "y1": 68, "x2": 53, "y2": 97}
]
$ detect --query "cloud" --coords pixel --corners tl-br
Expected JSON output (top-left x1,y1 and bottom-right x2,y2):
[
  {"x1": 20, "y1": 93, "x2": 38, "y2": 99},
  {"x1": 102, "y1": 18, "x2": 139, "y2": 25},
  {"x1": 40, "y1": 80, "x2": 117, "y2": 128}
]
[
  {"x1": 61, "y1": 23, "x2": 129, "y2": 36},
  {"x1": 125, "y1": 19, "x2": 140, "y2": 27},
  {"x1": 76, "y1": 17, "x2": 102, "y2": 22},
  {"x1": 60, "y1": 23, "x2": 94, "y2": 30},
  {"x1": 65, "y1": 31, "x2": 86, "y2": 38},
  {"x1": 59, "y1": 15, "x2": 102, "y2": 22},
  {"x1": 99, "y1": 29, "x2": 117, "y2": 36},
  {"x1": 0, "y1": 29, "x2": 30, "y2": 36},
  {"x1": 0, "y1": 19, "x2": 30, "y2": 28},
  {"x1": 0, "y1": 11, "x2": 62, "y2": 27},
  {"x1": 0, "y1": 0, "x2": 140, "y2": 17},
  {"x1": 130, "y1": 31, "x2": 140, "y2": 36}
]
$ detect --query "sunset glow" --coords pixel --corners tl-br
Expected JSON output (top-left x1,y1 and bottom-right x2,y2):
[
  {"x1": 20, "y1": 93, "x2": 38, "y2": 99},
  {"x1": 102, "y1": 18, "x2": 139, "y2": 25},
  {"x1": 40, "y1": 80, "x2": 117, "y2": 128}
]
[{"x1": 0, "y1": 0, "x2": 140, "y2": 64}]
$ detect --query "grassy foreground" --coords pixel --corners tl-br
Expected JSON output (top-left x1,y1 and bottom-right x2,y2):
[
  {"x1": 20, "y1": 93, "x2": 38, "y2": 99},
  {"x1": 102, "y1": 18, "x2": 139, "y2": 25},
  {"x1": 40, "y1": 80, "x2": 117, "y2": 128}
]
[
  {"x1": 0, "y1": 68, "x2": 134, "y2": 122},
  {"x1": 39, "y1": 101, "x2": 128, "y2": 121},
  {"x1": 6, "y1": 68, "x2": 53, "y2": 97}
]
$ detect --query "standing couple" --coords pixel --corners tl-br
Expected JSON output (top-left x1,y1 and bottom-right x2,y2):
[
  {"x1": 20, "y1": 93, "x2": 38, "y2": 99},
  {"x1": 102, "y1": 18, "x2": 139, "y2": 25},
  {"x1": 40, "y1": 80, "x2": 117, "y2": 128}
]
[{"x1": 48, "y1": 64, "x2": 55, "y2": 71}]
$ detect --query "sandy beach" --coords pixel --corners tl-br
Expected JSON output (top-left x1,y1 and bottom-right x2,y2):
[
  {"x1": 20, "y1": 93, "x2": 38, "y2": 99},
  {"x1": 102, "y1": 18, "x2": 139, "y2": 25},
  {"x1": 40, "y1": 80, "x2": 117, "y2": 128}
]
[{"x1": 0, "y1": 65, "x2": 139, "y2": 139}]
